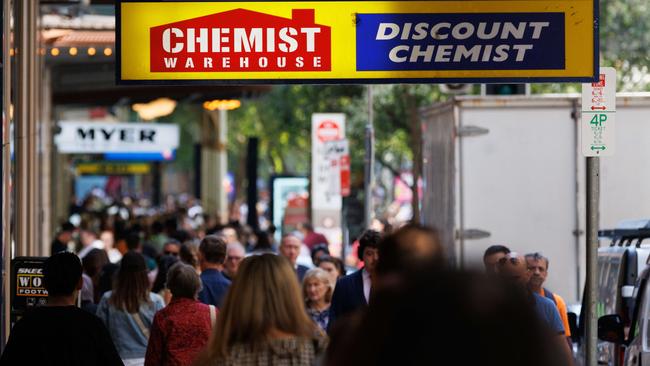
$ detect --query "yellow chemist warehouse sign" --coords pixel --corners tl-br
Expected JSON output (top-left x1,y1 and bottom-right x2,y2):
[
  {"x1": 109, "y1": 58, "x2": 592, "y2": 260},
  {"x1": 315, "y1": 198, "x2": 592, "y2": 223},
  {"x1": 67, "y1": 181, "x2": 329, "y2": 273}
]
[{"x1": 117, "y1": 0, "x2": 598, "y2": 84}]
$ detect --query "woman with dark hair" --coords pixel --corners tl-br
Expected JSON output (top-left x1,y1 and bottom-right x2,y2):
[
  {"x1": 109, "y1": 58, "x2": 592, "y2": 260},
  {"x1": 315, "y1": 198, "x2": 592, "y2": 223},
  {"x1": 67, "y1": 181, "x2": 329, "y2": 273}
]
[
  {"x1": 145, "y1": 263, "x2": 216, "y2": 366},
  {"x1": 152, "y1": 254, "x2": 180, "y2": 304},
  {"x1": 195, "y1": 254, "x2": 325, "y2": 366},
  {"x1": 179, "y1": 241, "x2": 200, "y2": 272},
  {"x1": 326, "y1": 268, "x2": 564, "y2": 366},
  {"x1": 81, "y1": 248, "x2": 110, "y2": 313},
  {"x1": 249, "y1": 229, "x2": 275, "y2": 253},
  {"x1": 97, "y1": 251, "x2": 165, "y2": 366}
]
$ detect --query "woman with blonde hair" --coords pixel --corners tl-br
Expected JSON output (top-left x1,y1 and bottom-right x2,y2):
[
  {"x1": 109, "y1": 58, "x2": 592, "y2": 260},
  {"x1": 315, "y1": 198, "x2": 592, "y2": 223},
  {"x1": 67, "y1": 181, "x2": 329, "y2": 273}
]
[
  {"x1": 196, "y1": 253, "x2": 326, "y2": 366},
  {"x1": 302, "y1": 268, "x2": 333, "y2": 331}
]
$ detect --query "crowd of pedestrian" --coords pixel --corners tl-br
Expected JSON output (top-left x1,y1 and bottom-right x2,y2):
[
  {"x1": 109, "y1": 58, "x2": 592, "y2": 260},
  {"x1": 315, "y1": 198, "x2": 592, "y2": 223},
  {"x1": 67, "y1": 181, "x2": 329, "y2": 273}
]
[{"x1": 0, "y1": 195, "x2": 577, "y2": 366}]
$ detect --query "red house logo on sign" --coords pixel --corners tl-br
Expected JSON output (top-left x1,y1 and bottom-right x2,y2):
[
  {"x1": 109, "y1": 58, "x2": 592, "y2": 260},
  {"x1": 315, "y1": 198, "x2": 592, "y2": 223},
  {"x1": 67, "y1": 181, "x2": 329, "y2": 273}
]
[{"x1": 150, "y1": 9, "x2": 331, "y2": 72}]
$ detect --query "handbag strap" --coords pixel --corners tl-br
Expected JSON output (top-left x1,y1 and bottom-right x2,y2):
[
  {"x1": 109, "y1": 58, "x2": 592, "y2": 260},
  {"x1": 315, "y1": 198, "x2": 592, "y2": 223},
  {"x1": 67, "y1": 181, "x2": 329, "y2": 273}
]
[
  {"x1": 209, "y1": 305, "x2": 217, "y2": 328},
  {"x1": 132, "y1": 312, "x2": 150, "y2": 340}
]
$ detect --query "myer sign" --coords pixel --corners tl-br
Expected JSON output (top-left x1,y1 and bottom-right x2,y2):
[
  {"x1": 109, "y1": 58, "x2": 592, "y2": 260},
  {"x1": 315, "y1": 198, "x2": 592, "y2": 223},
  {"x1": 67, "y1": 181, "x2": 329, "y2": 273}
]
[{"x1": 55, "y1": 121, "x2": 179, "y2": 154}]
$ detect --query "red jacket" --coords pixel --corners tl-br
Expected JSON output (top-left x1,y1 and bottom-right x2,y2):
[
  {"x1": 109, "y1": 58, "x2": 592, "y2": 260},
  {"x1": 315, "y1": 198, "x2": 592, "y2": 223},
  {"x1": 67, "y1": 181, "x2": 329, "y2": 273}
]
[
  {"x1": 145, "y1": 298, "x2": 214, "y2": 366},
  {"x1": 304, "y1": 231, "x2": 329, "y2": 249}
]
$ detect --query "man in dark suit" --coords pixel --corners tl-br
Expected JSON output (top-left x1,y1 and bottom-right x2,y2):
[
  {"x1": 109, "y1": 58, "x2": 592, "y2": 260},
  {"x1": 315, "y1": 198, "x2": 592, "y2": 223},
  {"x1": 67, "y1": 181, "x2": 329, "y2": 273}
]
[
  {"x1": 328, "y1": 230, "x2": 381, "y2": 332},
  {"x1": 198, "y1": 235, "x2": 232, "y2": 308},
  {"x1": 280, "y1": 234, "x2": 310, "y2": 282}
]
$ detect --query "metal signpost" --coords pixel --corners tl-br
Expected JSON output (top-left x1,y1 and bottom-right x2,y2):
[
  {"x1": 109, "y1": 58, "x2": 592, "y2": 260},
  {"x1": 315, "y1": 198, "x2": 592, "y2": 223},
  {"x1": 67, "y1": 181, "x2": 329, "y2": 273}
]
[
  {"x1": 365, "y1": 86, "x2": 374, "y2": 229},
  {"x1": 311, "y1": 113, "x2": 345, "y2": 251},
  {"x1": 582, "y1": 67, "x2": 616, "y2": 366}
]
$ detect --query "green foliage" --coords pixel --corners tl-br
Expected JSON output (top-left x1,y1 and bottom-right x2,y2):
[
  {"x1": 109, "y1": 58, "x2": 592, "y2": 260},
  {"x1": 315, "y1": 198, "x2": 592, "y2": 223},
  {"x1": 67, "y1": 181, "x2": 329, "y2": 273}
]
[
  {"x1": 159, "y1": 103, "x2": 201, "y2": 171},
  {"x1": 228, "y1": 85, "x2": 365, "y2": 178},
  {"x1": 601, "y1": 0, "x2": 650, "y2": 91},
  {"x1": 533, "y1": 0, "x2": 650, "y2": 93}
]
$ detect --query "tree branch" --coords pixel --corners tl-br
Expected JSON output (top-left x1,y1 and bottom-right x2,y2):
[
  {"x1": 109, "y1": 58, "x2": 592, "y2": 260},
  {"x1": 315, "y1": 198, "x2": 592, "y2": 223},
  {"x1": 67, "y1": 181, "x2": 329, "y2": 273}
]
[{"x1": 375, "y1": 154, "x2": 410, "y2": 188}]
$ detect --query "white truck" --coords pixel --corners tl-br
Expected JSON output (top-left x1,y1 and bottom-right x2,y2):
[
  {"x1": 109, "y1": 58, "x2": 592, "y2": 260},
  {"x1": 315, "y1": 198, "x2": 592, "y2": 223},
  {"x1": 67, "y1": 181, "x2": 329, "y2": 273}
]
[{"x1": 421, "y1": 93, "x2": 650, "y2": 304}]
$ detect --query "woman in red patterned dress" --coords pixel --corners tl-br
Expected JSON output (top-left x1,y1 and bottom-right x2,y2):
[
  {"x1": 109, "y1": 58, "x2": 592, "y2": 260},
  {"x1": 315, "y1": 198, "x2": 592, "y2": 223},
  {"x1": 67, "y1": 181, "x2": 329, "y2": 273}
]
[{"x1": 145, "y1": 263, "x2": 217, "y2": 366}]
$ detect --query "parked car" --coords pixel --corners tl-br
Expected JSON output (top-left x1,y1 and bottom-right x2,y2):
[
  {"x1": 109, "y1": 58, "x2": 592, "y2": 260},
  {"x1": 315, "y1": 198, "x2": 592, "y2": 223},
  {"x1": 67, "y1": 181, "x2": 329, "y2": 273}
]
[{"x1": 578, "y1": 220, "x2": 650, "y2": 366}]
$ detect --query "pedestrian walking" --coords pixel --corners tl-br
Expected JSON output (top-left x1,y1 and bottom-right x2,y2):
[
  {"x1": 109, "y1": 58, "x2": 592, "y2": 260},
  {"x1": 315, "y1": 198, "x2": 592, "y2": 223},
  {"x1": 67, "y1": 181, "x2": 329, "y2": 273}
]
[
  {"x1": 298, "y1": 222, "x2": 329, "y2": 250},
  {"x1": 525, "y1": 252, "x2": 572, "y2": 339},
  {"x1": 310, "y1": 244, "x2": 330, "y2": 266},
  {"x1": 145, "y1": 263, "x2": 217, "y2": 366},
  {"x1": 179, "y1": 240, "x2": 200, "y2": 272},
  {"x1": 374, "y1": 224, "x2": 444, "y2": 277},
  {"x1": 162, "y1": 239, "x2": 182, "y2": 257},
  {"x1": 0, "y1": 252, "x2": 123, "y2": 365},
  {"x1": 318, "y1": 255, "x2": 345, "y2": 288},
  {"x1": 152, "y1": 254, "x2": 180, "y2": 304},
  {"x1": 280, "y1": 234, "x2": 310, "y2": 282},
  {"x1": 195, "y1": 254, "x2": 325, "y2": 366},
  {"x1": 198, "y1": 235, "x2": 231, "y2": 308},
  {"x1": 325, "y1": 266, "x2": 566, "y2": 366},
  {"x1": 328, "y1": 230, "x2": 380, "y2": 331},
  {"x1": 51, "y1": 221, "x2": 75, "y2": 254},
  {"x1": 223, "y1": 242, "x2": 246, "y2": 280},
  {"x1": 97, "y1": 251, "x2": 165, "y2": 366},
  {"x1": 483, "y1": 245, "x2": 511, "y2": 274},
  {"x1": 303, "y1": 268, "x2": 333, "y2": 331},
  {"x1": 82, "y1": 248, "x2": 110, "y2": 313},
  {"x1": 497, "y1": 253, "x2": 574, "y2": 366}
]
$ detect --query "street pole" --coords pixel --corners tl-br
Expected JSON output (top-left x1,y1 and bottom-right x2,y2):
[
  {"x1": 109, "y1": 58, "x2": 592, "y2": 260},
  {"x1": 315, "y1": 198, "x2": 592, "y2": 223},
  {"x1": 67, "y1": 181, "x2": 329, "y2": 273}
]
[
  {"x1": 1, "y1": 0, "x2": 11, "y2": 347},
  {"x1": 364, "y1": 85, "x2": 374, "y2": 229},
  {"x1": 15, "y1": 0, "x2": 37, "y2": 258},
  {"x1": 585, "y1": 156, "x2": 599, "y2": 366},
  {"x1": 217, "y1": 108, "x2": 228, "y2": 224}
]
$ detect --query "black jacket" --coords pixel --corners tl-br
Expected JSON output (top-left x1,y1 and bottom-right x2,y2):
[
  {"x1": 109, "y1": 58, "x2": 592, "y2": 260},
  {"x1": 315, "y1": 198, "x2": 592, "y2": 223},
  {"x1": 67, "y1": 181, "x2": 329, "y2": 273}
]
[{"x1": 328, "y1": 269, "x2": 367, "y2": 332}]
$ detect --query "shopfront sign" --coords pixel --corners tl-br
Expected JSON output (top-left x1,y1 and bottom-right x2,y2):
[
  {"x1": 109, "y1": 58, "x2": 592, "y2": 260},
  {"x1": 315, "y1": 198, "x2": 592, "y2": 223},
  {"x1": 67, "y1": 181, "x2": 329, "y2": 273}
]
[
  {"x1": 117, "y1": 0, "x2": 598, "y2": 84},
  {"x1": 55, "y1": 121, "x2": 179, "y2": 154},
  {"x1": 11, "y1": 257, "x2": 48, "y2": 316},
  {"x1": 75, "y1": 162, "x2": 152, "y2": 175}
]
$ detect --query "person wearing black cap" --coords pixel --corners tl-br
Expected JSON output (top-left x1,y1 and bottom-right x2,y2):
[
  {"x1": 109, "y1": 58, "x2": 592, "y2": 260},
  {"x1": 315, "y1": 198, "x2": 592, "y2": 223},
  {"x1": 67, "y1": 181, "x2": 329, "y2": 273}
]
[
  {"x1": 51, "y1": 221, "x2": 75, "y2": 254},
  {"x1": 0, "y1": 252, "x2": 123, "y2": 365}
]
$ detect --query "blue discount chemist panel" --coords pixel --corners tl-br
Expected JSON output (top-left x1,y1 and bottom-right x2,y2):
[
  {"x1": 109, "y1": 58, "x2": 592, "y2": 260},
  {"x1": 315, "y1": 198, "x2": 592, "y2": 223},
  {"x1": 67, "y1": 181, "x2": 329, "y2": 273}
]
[{"x1": 356, "y1": 12, "x2": 565, "y2": 71}]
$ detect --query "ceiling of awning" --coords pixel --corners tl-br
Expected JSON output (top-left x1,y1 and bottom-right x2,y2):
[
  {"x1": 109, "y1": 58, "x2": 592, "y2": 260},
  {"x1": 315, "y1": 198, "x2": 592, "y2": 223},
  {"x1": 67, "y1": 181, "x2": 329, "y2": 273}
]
[{"x1": 42, "y1": 15, "x2": 270, "y2": 106}]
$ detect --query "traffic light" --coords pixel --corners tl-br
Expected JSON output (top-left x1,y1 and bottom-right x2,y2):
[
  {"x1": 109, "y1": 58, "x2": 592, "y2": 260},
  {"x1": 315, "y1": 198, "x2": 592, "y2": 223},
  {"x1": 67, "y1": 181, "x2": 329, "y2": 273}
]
[{"x1": 484, "y1": 84, "x2": 527, "y2": 95}]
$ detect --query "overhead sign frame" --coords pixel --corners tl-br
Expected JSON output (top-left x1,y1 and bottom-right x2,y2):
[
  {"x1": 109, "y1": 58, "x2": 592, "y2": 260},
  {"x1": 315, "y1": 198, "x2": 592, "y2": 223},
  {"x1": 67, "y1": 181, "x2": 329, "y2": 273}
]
[{"x1": 116, "y1": 0, "x2": 599, "y2": 85}]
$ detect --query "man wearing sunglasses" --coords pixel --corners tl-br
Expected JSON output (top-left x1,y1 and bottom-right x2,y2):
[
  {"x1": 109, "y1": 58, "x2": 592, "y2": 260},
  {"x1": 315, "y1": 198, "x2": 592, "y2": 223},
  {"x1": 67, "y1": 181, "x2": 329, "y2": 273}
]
[
  {"x1": 162, "y1": 239, "x2": 181, "y2": 257},
  {"x1": 498, "y1": 253, "x2": 574, "y2": 366}
]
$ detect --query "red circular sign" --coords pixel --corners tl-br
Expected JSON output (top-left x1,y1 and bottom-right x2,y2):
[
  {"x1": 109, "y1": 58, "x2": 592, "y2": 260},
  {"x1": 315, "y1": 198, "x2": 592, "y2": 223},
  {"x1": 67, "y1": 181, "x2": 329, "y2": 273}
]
[{"x1": 317, "y1": 120, "x2": 341, "y2": 142}]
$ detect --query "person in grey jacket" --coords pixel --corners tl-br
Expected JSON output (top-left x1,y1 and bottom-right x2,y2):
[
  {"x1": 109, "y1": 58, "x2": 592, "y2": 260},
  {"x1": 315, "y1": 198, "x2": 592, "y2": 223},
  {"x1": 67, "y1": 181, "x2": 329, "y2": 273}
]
[{"x1": 97, "y1": 251, "x2": 165, "y2": 366}]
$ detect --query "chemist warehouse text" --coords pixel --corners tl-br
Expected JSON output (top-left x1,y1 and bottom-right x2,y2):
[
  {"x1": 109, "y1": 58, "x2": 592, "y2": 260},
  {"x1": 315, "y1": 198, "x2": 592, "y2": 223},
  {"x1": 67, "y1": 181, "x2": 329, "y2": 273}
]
[{"x1": 148, "y1": 10, "x2": 567, "y2": 73}]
